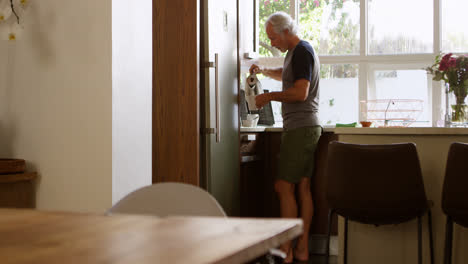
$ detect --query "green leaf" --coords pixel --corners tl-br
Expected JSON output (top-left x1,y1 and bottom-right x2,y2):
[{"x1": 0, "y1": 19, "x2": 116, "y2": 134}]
[{"x1": 433, "y1": 71, "x2": 444, "y2": 81}]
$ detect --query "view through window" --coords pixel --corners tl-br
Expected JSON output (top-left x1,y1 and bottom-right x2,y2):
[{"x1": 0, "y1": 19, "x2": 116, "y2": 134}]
[{"x1": 255, "y1": 0, "x2": 467, "y2": 127}]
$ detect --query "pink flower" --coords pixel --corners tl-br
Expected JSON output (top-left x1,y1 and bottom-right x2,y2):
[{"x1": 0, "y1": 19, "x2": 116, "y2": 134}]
[
  {"x1": 314, "y1": 0, "x2": 320, "y2": 7},
  {"x1": 441, "y1": 53, "x2": 453, "y2": 64},
  {"x1": 439, "y1": 53, "x2": 453, "y2": 71},
  {"x1": 448, "y1": 57, "x2": 457, "y2": 68},
  {"x1": 265, "y1": 0, "x2": 270, "y2": 5},
  {"x1": 439, "y1": 61, "x2": 448, "y2": 71}
]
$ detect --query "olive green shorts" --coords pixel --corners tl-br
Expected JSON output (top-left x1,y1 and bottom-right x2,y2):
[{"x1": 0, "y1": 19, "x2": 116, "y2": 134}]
[{"x1": 277, "y1": 126, "x2": 322, "y2": 183}]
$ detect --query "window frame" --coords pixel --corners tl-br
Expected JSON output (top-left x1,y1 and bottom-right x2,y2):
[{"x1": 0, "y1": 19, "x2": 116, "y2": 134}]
[{"x1": 255, "y1": 0, "x2": 466, "y2": 127}]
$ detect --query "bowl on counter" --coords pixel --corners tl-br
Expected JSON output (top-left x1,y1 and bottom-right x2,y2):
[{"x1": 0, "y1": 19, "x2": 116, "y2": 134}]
[
  {"x1": 360, "y1": 121, "x2": 372, "y2": 127},
  {"x1": 242, "y1": 119, "x2": 258, "y2": 127},
  {"x1": 242, "y1": 114, "x2": 259, "y2": 127}
]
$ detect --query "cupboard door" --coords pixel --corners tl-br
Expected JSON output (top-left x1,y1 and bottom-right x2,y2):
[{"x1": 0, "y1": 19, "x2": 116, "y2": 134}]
[
  {"x1": 239, "y1": 133, "x2": 268, "y2": 217},
  {"x1": 153, "y1": 0, "x2": 200, "y2": 185},
  {"x1": 201, "y1": 0, "x2": 240, "y2": 216}
]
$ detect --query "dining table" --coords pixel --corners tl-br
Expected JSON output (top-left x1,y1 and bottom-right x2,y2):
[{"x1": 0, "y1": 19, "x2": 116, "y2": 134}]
[{"x1": 0, "y1": 208, "x2": 303, "y2": 264}]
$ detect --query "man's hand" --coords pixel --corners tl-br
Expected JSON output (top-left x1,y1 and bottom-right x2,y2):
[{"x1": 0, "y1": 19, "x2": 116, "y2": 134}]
[
  {"x1": 250, "y1": 64, "x2": 283, "y2": 81},
  {"x1": 249, "y1": 64, "x2": 261, "y2": 75},
  {"x1": 255, "y1": 93, "x2": 271, "y2": 109}
]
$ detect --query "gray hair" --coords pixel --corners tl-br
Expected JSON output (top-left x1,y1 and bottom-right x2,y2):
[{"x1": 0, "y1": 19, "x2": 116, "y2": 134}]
[{"x1": 265, "y1": 11, "x2": 298, "y2": 36}]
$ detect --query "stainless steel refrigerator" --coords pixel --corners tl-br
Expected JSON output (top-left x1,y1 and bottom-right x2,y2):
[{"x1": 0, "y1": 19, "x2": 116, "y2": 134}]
[{"x1": 200, "y1": 0, "x2": 240, "y2": 216}]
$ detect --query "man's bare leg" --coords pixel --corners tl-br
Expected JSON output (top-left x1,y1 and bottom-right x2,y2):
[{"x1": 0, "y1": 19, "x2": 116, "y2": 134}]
[
  {"x1": 294, "y1": 177, "x2": 313, "y2": 261},
  {"x1": 274, "y1": 179, "x2": 297, "y2": 263}
]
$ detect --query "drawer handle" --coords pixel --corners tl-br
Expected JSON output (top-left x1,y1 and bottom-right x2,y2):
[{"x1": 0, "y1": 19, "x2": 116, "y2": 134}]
[
  {"x1": 241, "y1": 134, "x2": 257, "y2": 142},
  {"x1": 241, "y1": 155, "x2": 261, "y2": 163}
]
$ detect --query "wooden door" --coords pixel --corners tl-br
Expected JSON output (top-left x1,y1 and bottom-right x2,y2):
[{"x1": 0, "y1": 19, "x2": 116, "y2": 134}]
[{"x1": 153, "y1": 0, "x2": 200, "y2": 185}]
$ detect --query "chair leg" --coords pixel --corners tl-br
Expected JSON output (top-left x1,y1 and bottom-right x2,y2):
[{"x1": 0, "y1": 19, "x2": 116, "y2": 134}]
[
  {"x1": 418, "y1": 215, "x2": 422, "y2": 264},
  {"x1": 444, "y1": 216, "x2": 453, "y2": 264},
  {"x1": 325, "y1": 209, "x2": 334, "y2": 258},
  {"x1": 344, "y1": 216, "x2": 348, "y2": 264},
  {"x1": 427, "y1": 210, "x2": 434, "y2": 264}
]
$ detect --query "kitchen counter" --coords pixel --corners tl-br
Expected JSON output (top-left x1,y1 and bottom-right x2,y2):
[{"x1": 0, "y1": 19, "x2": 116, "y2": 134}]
[
  {"x1": 240, "y1": 124, "x2": 335, "y2": 133},
  {"x1": 240, "y1": 123, "x2": 285, "y2": 132},
  {"x1": 334, "y1": 127, "x2": 468, "y2": 135},
  {"x1": 334, "y1": 131, "x2": 468, "y2": 264},
  {"x1": 240, "y1": 125, "x2": 468, "y2": 263},
  {"x1": 239, "y1": 128, "x2": 339, "y2": 245},
  {"x1": 241, "y1": 126, "x2": 468, "y2": 135}
]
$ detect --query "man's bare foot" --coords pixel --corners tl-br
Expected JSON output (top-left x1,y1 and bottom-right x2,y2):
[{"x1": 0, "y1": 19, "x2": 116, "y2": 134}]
[
  {"x1": 282, "y1": 246, "x2": 294, "y2": 263},
  {"x1": 293, "y1": 253, "x2": 309, "y2": 262},
  {"x1": 284, "y1": 256, "x2": 294, "y2": 264},
  {"x1": 293, "y1": 238, "x2": 309, "y2": 261}
]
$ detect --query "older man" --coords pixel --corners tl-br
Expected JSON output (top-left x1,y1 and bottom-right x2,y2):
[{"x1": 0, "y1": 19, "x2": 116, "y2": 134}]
[{"x1": 249, "y1": 11, "x2": 321, "y2": 263}]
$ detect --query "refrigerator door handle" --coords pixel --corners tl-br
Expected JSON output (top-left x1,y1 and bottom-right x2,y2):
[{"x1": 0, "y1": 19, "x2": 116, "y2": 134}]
[
  {"x1": 214, "y1": 53, "x2": 220, "y2": 143},
  {"x1": 204, "y1": 128, "x2": 216, "y2": 134},
  {"x1": 204, "y1": 53, "x2": 220, "y2": 142}
]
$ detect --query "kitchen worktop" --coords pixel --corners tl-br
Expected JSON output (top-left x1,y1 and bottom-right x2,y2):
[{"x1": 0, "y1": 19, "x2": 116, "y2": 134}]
[
  {"x1": 240, "y1": 125, "x2": 468, "y2": 135},
  {"x1": 240, "y1": 124, "x2": 335, "y2": 133},
  {"x1": 239, "y1": 125, "x2": 468, "y2": 263}
]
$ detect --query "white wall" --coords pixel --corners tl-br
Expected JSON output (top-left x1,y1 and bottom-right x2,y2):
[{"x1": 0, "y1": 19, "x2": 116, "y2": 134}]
[
  {"x1": 0, "y1": 1, "x2": 113, "y2": 212},
  {"x1": 112, "y1": 0, "x2": 152, "y2": 204},
  {"x1": 0, "y1": 0, "x2": 151, "y2": 212}
]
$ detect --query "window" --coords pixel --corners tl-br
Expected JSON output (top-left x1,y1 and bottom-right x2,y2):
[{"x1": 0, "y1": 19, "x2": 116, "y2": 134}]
[
  {"x1": 368, "y1": 0, "x2": 433, "y2": 55},
  {"x1": 320, "y1": 64, "x2": 359, "y2": 125},
  {"x1": 258, "y1": 0, "x2": 291, "y2": 57},
  {"x1": 368, "y1": 66, "x2": 430, "y2": 127},
  {"x1": 299, "y1": 0, "x2": 360, "y2": 56},
  {"x1": 442, "y1": 0, "x2": 468, "y2": 52},
  {"x1": 255, "y1": 0, "x2": 467, "y2": 127}
]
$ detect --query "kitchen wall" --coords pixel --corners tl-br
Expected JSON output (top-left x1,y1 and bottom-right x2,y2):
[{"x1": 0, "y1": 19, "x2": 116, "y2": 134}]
[
  {"x1": 238, "y1": 0, "x2": 256, "y2": 87},
  {"x1": 112, "y1": 0, "x2": 152, "y2": 204},
  {"x1": 0, "y1": 0, "x2": 152, "y2": 212}
]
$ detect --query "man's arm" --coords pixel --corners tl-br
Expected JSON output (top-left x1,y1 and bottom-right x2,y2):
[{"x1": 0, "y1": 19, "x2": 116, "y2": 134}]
[
  {"x1": 249, "y1": 64, "x2": 283, "y2": 81},
  {"x1": 255, "y1": 79, "x2": 310, "y2": 108},
  {"x1": 260, "y1": 68, "x2": 283, "y2": 81}
]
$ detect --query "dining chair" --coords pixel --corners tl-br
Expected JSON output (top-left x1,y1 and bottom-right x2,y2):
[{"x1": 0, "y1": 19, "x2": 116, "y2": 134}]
[
  {"x1": 442, "y1": 142, "x2": 468, "y2": 264},
  {"x1": 108, "y1": 182, "x2": 285, "y2": 264},
  {"x1": 325, "y1": 141, "x2": 434, "y2": 264},
  {"x1": 108, "y1": 182, "x2": 226, "y2": 217}
]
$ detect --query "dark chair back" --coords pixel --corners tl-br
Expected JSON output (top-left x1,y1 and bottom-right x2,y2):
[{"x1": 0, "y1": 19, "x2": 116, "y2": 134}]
[
  {"x1": 326, "y1": 141, "x2": 428, "y2": 225},
  {"x1": 442, "y1": 142, "x2": 468, "y2": 228}
]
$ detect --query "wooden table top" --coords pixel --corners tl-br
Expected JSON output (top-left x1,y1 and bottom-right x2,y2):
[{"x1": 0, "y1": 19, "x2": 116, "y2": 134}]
[{"x1": 0, "y1": 209, "x2": 302, "y2": 264}]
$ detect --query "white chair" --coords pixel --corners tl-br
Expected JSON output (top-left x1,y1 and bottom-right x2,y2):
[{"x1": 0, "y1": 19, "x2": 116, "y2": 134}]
[
  {"x1": 108, "y1": 182, "x2": 226, "y2": 217},
  {"x1": 108, "y1": 182, "x2": 286, "y2": 262}
]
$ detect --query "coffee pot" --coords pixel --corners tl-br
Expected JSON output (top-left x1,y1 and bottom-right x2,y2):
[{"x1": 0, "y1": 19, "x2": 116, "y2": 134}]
[{"x1": 244, "y1": 73, "x2": 263, "y2": 111}]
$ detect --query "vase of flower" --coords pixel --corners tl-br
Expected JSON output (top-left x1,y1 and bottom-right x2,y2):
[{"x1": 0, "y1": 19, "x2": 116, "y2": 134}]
[
  {"x1": 427, "y1": 53, "x2": 468, "y2": 127},
  {"x1": 447, "y1": 83, "x2": 468, "y2": 125}
]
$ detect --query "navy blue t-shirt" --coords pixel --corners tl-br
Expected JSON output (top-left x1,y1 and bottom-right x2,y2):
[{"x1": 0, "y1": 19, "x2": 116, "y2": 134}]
[
  {"x1": 291, "y1": 41, "x2": 315, "y2": 82},
  {"x1": 281, "y1": 40, "x2": 320, "y2": 129}
]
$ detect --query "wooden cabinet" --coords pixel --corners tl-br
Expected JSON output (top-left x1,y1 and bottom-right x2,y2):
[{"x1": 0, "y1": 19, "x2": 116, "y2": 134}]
[
  {"x1": 310, "y1": 132, "x2": 338, "y2": 235},
  {"x1": 239, "y1": 133, "x2": 269, "y2": 217},
  {"x1": 239, "y1": 131, "x2": 338, "y2": 235},
  {"x1": 0, "y1": 172, "x2": 37, "y2": 208}
]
